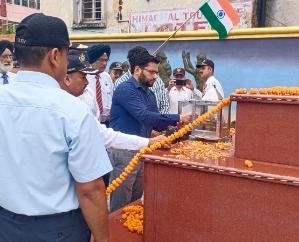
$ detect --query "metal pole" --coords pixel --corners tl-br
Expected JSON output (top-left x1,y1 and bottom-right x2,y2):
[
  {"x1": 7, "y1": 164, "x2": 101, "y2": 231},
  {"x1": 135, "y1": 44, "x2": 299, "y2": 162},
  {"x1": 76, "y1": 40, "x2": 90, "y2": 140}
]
[{"x1": 152, "y1": 10, "x2": 200, "y2": 55}]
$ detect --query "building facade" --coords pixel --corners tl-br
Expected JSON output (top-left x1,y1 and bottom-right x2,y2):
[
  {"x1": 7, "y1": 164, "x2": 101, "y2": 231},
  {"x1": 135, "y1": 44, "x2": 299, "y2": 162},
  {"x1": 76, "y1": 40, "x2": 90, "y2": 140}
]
[
  {"x1": 1, "y1": 0, "x2": 299, "y2": 36},
  {"x1": 40, "y1": 0, "x2": 256, "y2": 34},
  {"x1": 265, "y1": 0, "x2": 299, "y2": 27},
  {"x1": 0, "y1": 0, "x2": 40, "y2": 34}
]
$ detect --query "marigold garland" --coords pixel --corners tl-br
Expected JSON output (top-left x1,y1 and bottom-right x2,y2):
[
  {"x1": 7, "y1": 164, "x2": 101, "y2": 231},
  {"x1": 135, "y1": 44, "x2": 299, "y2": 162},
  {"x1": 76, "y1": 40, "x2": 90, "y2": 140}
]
[
  {"x1": 235, "y1": 86, "x2": 299, "y2": 96},
  {"x1": 106, "y1": 97, "x2": 232, "y2": 196}
]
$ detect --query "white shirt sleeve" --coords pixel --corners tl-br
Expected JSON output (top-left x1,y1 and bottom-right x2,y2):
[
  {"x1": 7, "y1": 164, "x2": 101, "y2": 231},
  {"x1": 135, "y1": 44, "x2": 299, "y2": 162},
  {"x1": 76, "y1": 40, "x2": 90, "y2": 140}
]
[
  {"x1": 202, "y1": 86, "x2": 219, "y2": 101},
  {"x1": 96, "y1": 121, "x2": 149, "y2": 150},
  {"x1": 68, "y1": 112, "x2": 112, "y2": 183},
  {"x1": 80, "y1": 88, "x2": 149, "y2": 150},
  {"x1": 193, "y1": 88, "x2": 202, "y2": 99},
  {"x1": 79, "y1": 87, "x2": 101, "y2": 121},
  {"x1": 205, "y1": 76, "x2": 224, "y2": 99},
  {"x1": 99, "y1": 72, "x2": 114, "y2": 121}
]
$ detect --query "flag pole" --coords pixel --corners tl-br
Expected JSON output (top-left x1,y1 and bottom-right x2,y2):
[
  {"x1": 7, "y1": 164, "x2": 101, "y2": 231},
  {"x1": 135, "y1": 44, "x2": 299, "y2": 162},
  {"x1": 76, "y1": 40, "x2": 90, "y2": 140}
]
[{"x1": 152, "y1": 10, "x2": 200, "y2": 55}]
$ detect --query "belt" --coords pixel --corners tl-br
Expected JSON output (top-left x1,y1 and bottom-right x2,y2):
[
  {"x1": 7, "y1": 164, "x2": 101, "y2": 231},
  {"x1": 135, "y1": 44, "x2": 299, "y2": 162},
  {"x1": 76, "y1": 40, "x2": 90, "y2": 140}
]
[{"x1": 0, "y1": 206, "x2": 81, "y2": 222}]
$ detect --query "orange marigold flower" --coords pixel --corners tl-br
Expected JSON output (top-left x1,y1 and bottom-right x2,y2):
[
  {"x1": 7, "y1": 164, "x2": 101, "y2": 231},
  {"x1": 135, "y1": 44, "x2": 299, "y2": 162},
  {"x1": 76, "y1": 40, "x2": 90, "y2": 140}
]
[
  {"x1": 249, "y1": 88, "x2": 258, "y2": 94},
  {"x1": 106, "y1": 187, "x2": 113, "y2": 193},
  {"x1": 122, "y1": 205, "x2": 144, "y2": 235},
  {"x1": 244, "y1": 159, "x2": 253, "y2": 168},
  {"x1": 235, "y1": 88, "x2": 247, "y2": 94},
  {"x1": 259, "y1": 88, "x2": 267, "y2": 94}
]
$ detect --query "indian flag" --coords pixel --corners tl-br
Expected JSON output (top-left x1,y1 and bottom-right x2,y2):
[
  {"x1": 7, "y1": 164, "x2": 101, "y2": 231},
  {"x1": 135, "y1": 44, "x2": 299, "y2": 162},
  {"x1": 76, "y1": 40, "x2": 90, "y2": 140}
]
[{"x1": 199, "y1": 0, "x2": 240, "y2": 39}]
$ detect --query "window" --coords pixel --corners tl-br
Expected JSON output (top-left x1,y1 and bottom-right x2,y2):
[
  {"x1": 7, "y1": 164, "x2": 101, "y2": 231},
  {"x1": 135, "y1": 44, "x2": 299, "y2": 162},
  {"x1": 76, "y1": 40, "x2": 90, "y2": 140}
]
[
  {"x1": 29, "y1": 0, "x2": 36, "y2": 8},
  {"x1": 9, "y1": 0, "x2": 39, "y2": 9},
  {"x1": 22, "y1": 0, "x2": 28, "y2": 7},
  {"x1": 73, "y1": 0, "x2": 106, "y2": 29},
  {"x1": 82, "y1": 0, "x2": 102, "y2": 22}
]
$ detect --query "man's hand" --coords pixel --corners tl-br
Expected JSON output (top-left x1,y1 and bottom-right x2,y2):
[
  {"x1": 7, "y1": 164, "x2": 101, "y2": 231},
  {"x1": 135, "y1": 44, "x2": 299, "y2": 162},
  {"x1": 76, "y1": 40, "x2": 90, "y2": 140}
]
[
  {"x1": 166, "y1": 79, "x2": 175, "y2": 91},
  {"x1": 185, "y1": 79, "x2": 194, "y2": 91},
  {"x1": 179, "y1": 113, "x2": 193, "y2": 125},
  {"x1": 151, "y1": 130, "x2": 161, "y2": 138},
  {"x1": 149, "y1": 135, "x2": 171, "y2": 148}
]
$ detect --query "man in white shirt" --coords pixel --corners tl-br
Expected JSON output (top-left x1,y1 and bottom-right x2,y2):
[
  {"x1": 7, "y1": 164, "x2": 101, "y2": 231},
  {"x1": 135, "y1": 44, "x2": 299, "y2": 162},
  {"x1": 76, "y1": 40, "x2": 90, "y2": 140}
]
[
  {"x1": 85, "y1": 44, "x2": 114, "y2": 125},
  {"x1": 166, "y1": 68, "x2": 194, "y2": 114},
  {"x1": 1, "y1": 13, "x2": 110, "y2": 242},
  {"x1": 0, "y1": 40, "x2": 16, "y2": 84},
  {"x1": 109, "y1": 61, "x2": 124, "y2": 84},
  {"x1": 196, "y1": 59, "x2": 224, "y2": 101},
  {"x1": 80, "y1": 86, "x2": 101, "y2": 120}
]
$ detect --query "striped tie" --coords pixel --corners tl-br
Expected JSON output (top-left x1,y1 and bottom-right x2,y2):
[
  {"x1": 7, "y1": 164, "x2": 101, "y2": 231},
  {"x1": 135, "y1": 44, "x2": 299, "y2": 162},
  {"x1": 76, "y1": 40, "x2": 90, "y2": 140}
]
[
  {"x1": 95, "y1": 74, "x2": 104, "y2": 113},
  {"x1": 2, "y1": 73, "x2": 8, "y2": 85}
]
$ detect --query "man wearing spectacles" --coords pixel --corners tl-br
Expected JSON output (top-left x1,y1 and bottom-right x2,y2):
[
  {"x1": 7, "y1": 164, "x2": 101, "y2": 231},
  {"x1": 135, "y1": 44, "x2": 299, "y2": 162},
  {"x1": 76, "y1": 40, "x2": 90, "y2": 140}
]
[
  {"x1": 114, "y1": 62, "x2": 170, "y2": 115},
  {"x1": 108, "y1": 46, "x2": 192, "y2": 212},
  {"x1": 0, "y1": 40, "x2": 15, "y2": 85}
]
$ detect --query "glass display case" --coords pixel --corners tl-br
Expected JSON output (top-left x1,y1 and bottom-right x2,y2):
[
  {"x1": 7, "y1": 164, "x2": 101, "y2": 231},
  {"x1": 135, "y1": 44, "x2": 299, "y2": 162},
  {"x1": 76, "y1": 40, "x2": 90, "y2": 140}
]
[{"x1": 178, "y1": 99, "x2": 231, "y2": 141}]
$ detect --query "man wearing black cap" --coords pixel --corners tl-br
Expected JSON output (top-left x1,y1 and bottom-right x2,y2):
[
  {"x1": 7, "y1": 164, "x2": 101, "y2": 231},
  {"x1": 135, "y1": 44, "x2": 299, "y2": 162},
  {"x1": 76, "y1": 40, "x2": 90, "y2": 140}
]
[
  {"x1": 196, "y1": 58, "x2": 224, "y2": 101},
  {"x1": 167, "y1": 67, "x2": 194, "y2": 114},
  {"x1": 0, "y1": 13, "x2": 111, "y2": 242},
  {"x1": 108, "y1": 46, "x2": 192, "y2": 212},
  {"x1": 109, "y1": 61, "x2": 124, "y2": 83},
  {"x1": 86, "y1": 43, "x2": 114, "y2": 126},
  {"x1": 0, "y1": 40, "x2": 15, "y2": 85},
  {"x1": 122, "y1": 60, "x2": 129, "y2": 73},
  {"x1": 60, "y1": 50, "x2": 95, "y2": 96}
]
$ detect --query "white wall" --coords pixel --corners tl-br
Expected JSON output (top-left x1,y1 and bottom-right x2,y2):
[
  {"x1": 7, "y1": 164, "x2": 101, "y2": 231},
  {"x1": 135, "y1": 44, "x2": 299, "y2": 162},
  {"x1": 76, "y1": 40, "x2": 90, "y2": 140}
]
[{"x1": 266, "y1": 0, "x2": 299, "y2": 27}]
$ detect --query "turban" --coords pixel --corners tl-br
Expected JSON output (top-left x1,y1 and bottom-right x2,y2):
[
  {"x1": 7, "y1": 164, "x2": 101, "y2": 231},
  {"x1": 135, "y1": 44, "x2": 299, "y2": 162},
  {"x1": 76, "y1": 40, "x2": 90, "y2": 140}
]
[
  {"x1": 0, "y1": 40, "x2": 13, "y2": 55},
  {"x1": 87, "y1": 44, "x2": 111, "y2": 64}
]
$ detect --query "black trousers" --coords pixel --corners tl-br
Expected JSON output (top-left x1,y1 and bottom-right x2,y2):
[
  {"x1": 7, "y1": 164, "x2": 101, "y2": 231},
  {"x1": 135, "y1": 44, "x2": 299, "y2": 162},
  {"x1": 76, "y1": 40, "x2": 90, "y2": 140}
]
[{"x1": 0, "y1": 206, "x2": 90, "y2": 242}]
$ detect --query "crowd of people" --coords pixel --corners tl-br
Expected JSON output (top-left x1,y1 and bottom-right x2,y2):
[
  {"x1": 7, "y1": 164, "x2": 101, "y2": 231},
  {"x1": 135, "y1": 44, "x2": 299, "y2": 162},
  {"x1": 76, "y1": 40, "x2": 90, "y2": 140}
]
[{"x1": 0, "y1": 13, "x2": 224, "y2": 242}]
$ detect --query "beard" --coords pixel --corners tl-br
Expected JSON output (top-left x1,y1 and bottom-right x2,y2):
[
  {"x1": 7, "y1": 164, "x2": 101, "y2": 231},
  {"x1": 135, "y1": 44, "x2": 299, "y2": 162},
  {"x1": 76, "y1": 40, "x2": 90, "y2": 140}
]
[
  {"x1": 139, "y1": 71, "x2": 154, "y2": 87},
  {"x1": 0, "y1": 62, "x2": 13, "y2": 73}
]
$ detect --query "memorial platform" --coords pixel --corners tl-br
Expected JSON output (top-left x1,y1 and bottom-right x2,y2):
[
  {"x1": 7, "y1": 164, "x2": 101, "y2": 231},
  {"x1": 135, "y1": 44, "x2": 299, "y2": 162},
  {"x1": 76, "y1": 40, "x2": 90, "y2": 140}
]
[{"x1": 142, "y1": 148, "x2": 299, "y2": 242}]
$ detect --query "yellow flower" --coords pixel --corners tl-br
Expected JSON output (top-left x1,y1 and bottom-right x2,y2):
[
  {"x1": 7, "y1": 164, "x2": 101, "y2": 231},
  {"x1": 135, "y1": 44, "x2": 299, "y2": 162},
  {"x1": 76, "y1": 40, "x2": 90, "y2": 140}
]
[
  {"x1": 249, "y1": 88, "x2": 258, "y2": 94},
  {"x1": 122, "y1": 205, "x2": 144, "y2": 235},
  {"x1": 235, "y1": 88, "x2": 247, "y2": 94},
  {"x1": 244, "y1": 159, "x2": 253, "y2": 168}
]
